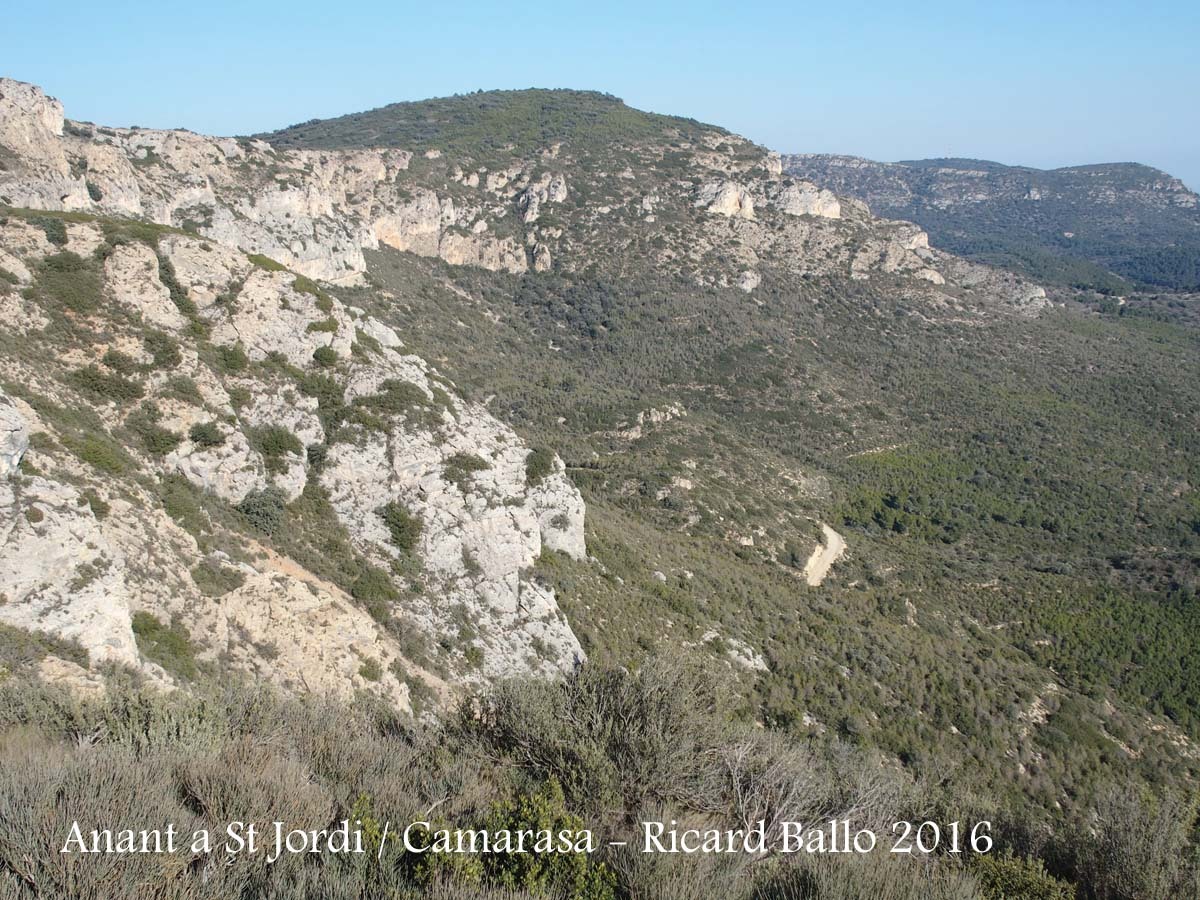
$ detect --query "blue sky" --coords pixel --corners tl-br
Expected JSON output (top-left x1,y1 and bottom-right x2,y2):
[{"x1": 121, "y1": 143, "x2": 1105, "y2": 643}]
[{"x1": 8, "y1": 0, "x2": 1200, "y2": 188}]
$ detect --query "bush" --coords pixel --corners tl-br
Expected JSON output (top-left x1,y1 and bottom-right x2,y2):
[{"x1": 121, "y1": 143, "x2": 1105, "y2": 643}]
[
  {"x1": 973, "y1": 850, "x2": 1075, "y2": 900},
  {"x1": 67, "y1": 364, "x2": 144, "y2": 404},
  {"x1": 143, "y1": 330, "x2": 181, "y2": 368},
  {"x1": 125, "y1": 403, "x2": 182, "y2": 456},
  {"x1": 215, "y1": 343, "x2": 248, "y2": 372},
  {"x1": 190, "y1": 559, "x2": 245, "y2": 597},
  {"x1": 251, "y1": 425, "x2": 303, "y2": 475},
  {"x1": 63, "y1": 433, "x2": 130, "y2": 474},
  {"x1": 444, "y1": 452, "x2": 491, "y2": 492},
  {"x1": 359, "y1": 657, "x2": 383, "y2": 681},
  {"x1": 237, "y1": 487, "x2": 288, "y2": 535},
  {"x1": 350, "y1": 566, "x2": 400, "y2": 622},
  {"x1": 247, "y1": 253, "x2": 287, "y2": 271},
  {"x1": 525, "y1": 447, "x2": 556, "y2": 486},
  {"x1": 36, "y1": 251, "x2": 102, "y2": 314},
  {"x1": 33, "y1": 215, "x2": 69, "y2": 247},
  {"x1": 306, "y1": 317, "x2": 339, "y2": 334},
  {"x1": 312, "y1": 345, "x2": 338, "y2": 367},
  {"x1": 481, "y1": 778, "x2": 616, "y2": 899},
  {"x1": 188, "y1": 421, "x2": 225, "y2": 448},
  {"x1": 355, "y1": 379, "x2": 431, "y2": 417},
  {"x1": 130, "y1": 611, "x2": 197, "y2": 680},
  {"x1": 379, "y1": 501, "x2": 422, "y2": 551},
  {"x1": 101, "y1": 348, "x2": 138, "y2": 375}
]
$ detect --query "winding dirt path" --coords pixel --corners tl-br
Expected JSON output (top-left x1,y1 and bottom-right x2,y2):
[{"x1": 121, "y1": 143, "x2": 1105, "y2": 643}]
[{"x1": 803, "y1": 523, "x2": 846, "y2": 586}]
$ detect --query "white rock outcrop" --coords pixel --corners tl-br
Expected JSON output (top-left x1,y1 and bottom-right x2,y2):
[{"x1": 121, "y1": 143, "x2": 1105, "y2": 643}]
[
  {"x1": 0, "y1": 393, "x2": 28, "y2": 478},
  {"x1": 0, "y1": 473, "x2": 139, "y2": 667},
  {"x1": 696, "y1": 180, "x2": 756, "y2": 219},
  {"x1": 773, "y1": 181, "x2": 842, "y2": 219}
]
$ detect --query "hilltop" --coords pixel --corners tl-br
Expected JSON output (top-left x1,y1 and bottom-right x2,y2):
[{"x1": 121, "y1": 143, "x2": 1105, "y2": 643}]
[{"x1": 260, "y1": 87, "x2": 726, "y2": 156}]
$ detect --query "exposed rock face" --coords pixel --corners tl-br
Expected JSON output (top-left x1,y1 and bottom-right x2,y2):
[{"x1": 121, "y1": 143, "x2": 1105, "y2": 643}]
[
  {"x1": 0, "y1": 77, "x2": 1052, "y2": 306},
  {"x1": 737, "y1": 270, "x2": 762, "y2": 293},
  {"x1": 0, "y1": 79, "x2": 531, "y2": 281},
  {"x1": 518, "y1": 172, "x2": 568, "y2": 223},
  {"x1": 0, "y1": 392, "x2": 28, "y2": 478},
  {"x1": 0, "y1": 220, "x2": 588, "y2": 697},
  {"x1": 696, "y1": 180, "x2": 755, "y2": 219},
  {"x1": 105, "y1": 241, "x2": 187, "y2": 329},
  {"x1": 772, "y1": 181, "x2": 841, "y2": 219},
  {"x1": 0, "y1": 405, "x2": 140, "y2": 667}
]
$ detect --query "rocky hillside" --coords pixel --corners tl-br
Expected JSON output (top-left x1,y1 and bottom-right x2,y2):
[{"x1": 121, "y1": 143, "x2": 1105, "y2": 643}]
[
  {"x1": 0, "y1": 76, "x2": 1055, "y2": 709},
  {"x1": 784, "y1": 154, "x2": 1200, "y2": 291},
  {"x1": 0, "y1": 80, "x2": 1047, "y2": 307},
  {"x1": 0, "y1": 206, "x2": 589, "y2": 707},
  {"x1": 3, "y1": 76, "x2": 1200, "y2": 834}
]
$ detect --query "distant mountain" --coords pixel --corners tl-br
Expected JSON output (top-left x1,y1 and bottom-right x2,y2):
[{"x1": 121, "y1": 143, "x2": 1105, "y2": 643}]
[{"x1": 783, "y1": 155, "x2": 1200, "y2": 292}]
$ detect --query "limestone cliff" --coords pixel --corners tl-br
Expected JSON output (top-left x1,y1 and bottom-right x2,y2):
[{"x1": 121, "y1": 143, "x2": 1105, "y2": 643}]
[{"x1": 0, "y1": 214, "x2": 587, "y2": 704}]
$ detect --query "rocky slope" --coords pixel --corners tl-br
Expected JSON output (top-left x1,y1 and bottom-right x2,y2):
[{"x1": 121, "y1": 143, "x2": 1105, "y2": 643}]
[
  {"x1": 783, "y1": 154, "x2": 1200, "y2": 291},
  {"x1": 0, "y1": 206, "x2": 587, "y2": 704},
  {"x1": 0, "y1": 76, "x2": 1049, "y2": 706},
  {"x1": 0, "y1": 80, "x2": 1047, "y2": 310}
]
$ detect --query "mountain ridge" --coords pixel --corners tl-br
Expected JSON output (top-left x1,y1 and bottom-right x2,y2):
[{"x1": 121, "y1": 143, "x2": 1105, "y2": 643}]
[{"x1": 784, "y1": 152, "x2": 1200, "y2": 291}]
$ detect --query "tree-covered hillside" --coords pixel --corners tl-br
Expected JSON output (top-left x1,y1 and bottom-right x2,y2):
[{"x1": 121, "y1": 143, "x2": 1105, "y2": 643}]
[{"x1": 260, "y1": 88, "x2": 725, "y2": 158}]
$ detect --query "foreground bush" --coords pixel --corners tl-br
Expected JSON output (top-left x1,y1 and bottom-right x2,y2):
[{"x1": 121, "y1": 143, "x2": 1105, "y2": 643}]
[{"x1": 0, "y1": 661, "x2": 1196, "y2": 898}]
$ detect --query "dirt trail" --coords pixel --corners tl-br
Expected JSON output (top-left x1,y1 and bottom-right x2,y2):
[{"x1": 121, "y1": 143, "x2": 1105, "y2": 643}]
[{"x1": 803, "y1": 523, "x2": 846, "y2": 586}]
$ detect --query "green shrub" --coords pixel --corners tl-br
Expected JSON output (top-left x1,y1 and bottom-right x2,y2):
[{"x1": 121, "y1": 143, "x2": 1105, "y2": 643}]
[
  {"x1": 237, "y1": 487, "x2": 288, "y2": 535},
  {"x1": 67, "y1": 365, "x2": 144, "y2": 404},
  {"x1": 312, "y1": 345, "x2": 338, "y2": 367},
  {"x1": 32, "y1": 215, "x2": 69, "y2": 247},
  {"x1": 215, "y1": 343, "x2": 248, "y2": 372},
  {"x1": 125, "y1": 403, "x2": 182, "y2": 456},
  {"x1": 144, "y1": 330, "x2": 181, "y2": 368},
  {"x1": 444, "y1": 452, "x2": 490, "y2": 492},
  {"x1": 188, "y1": 421, "x2": 225, "y2": 448},
  {"x1": 163, "y1": 375, "x2": 203, "y2": 405},
  {"x1": 358, "y1": 657, "x2": 383, "y2": 681},
  {"x1": 463, "y1": 645, "x2": 485, "y2": 669},
  {"x1": 973, "y1": 850, "x2": 1076, "y2": 900},
  {"x1": 306, "y1": 317, "x2": 339, "y2": 334},
  {"x1": 525, "y1": 447, "x2": 556, "y2": 486},
  {"x1": 130, "y1": 612, "x2": 197, "y2": 680},
  {"x1": 63, "y1": 433, "x2": 130, "y2": 474},
  {"x1": 355, "y1": 379, "x2": 430, "y2": 417},
  {"x1": 36, "y1": 251, "x2": 101, "y2": 314},
  {"x1": 101, "y1": 348, "x2": 138, "y2": 375},
  {"x1": 350, "y1": 567, "x2": 400, "y2": 622},
  {"x1": 189, "y1": 559, "x2": 245, "y2": 598},
  {"x1": 379, "y1": 501, "x2": 422, "y2": 551},
  {"x1": 226, "y1": 385, "x2": 251, "y2": 410},
  {"x1": 82, "y1": 489, "x2": 110, "y2": 520},
  {"x1": 251, "y1": 425, "x2": 303, "y2": 474},
  {"x1": 481, "y1": 778, "x2": 615, "y2": 899},
  {"x1": 158, "y1": 474, "x2": 207, "y2": 537},
  {"x1": 0, "y1": 622, "x2": 88, "y2": 673},
  {"x1": 247, "y1": 253, "x2": 287, "y2": 271}
]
